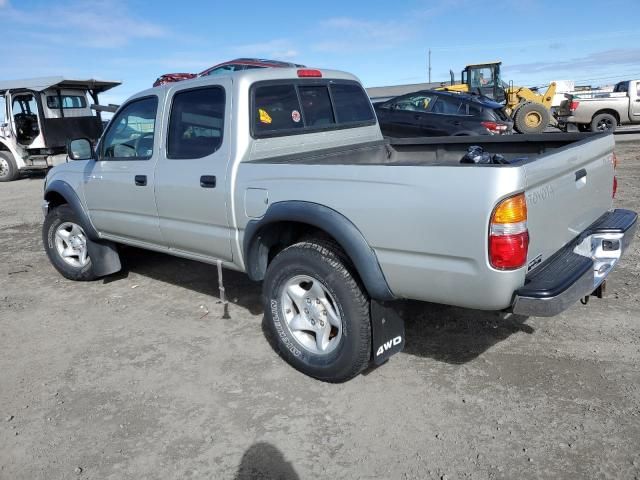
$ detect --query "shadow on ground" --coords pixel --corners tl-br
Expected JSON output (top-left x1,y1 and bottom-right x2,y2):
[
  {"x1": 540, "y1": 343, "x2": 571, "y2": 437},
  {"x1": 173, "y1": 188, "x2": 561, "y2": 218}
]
[
  {"x1": 114, "y1": 247, "x2": 263, "y2": 315},
  {"x1": 116, "y1": 247, "x2": 533, "y2": 365},
  {"x1": 234, "y1": 442, "x2": 299, "y2": 480}
]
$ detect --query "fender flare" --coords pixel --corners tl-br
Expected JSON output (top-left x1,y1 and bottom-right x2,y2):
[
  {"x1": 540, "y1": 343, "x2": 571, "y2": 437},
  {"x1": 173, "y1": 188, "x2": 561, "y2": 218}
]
[
  {"x1": 45, "y1": 180, "x2": 99, "y2": 239},
  {"x1": 243, "y1": 201, "x2": 394, "y2": 301},
  {"x1": 44, "y1": 179, "x2": 121, "y2": 277}
]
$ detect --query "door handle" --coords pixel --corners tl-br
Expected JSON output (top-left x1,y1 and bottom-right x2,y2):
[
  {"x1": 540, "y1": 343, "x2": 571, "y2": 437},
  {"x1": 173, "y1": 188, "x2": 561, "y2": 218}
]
[
  {"x1": 452, "y1": 120, "x2": 461, "y2": 126},
  {"x1": 413, "y1": 114, "x2": 422, "y2": 120},
  {"x1": 575, "y1": 168, "x2": 587, "y2": 181},
  {"x1": 200, "y1": 175, "x2": 216, "y2": 188},
  {"x1": 134, "y1": 175, "x2": 147, "y2": 186}
]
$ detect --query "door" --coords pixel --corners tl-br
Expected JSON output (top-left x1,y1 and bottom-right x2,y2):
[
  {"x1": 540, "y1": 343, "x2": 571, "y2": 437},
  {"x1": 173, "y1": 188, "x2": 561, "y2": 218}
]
[
  {"x1": 423, "y1": 95, "x2": 465, "y2": 135},
  {"x1": 84, "y1": 95, "x2": 164, "y2": 246},
  {"x1": 630, "y1": 81, "x2": 640, "y2": 121},
  {"x1": 154, "y1": 82, "x2": 233, "y2": 261},
  {"x1": 385, "y1": 92, "x2": 436, "y2": 137}
]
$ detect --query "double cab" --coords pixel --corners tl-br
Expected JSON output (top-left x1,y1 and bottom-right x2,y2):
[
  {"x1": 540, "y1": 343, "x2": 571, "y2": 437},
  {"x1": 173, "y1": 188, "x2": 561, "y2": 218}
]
[{"x1": 42, "y1": 67, "x2": 637, "y2": 382}]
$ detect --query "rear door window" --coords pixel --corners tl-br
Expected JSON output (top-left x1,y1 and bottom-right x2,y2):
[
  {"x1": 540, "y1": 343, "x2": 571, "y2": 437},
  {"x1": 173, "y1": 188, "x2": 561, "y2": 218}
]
[
  {"x1": 431, "y1": 96, "x2": 465, "y2": 115},
  {"x1": 330, "y1": 83, "x2": 375, "y2": 123},
  {"x1": 167, "y1": 86, "x2": 225, "y2": 159},
  {"x1": 254, "y1": 84, "x2": 304, "y2": 134},
  {"x1": 299, "y1": 85, "x2": 335, "y2": 127}
]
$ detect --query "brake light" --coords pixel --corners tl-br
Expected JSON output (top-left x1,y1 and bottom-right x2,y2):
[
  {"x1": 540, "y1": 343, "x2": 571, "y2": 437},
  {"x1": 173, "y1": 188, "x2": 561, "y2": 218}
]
[
  {"x1": 570, "y1": 101, "x2": 580, "y2": 112},
  {"x1": 297, "y1": 69, "x2": 322, "y2": 78},
  {"x1": 613, "y1": 176, "x2": 618, "y2": 199},
  {"x1": 481, "y1": 121, "x2": 508, "y2": 134},
  {"x1": 489, "y1": 193, "x2": 529, "y2": 270}
]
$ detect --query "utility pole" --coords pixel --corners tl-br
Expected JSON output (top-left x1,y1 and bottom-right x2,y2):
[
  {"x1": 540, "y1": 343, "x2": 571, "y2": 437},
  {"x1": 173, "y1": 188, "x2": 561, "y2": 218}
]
[{"x1": 428, "y1": 49, "x2": 432, "y2": 83}]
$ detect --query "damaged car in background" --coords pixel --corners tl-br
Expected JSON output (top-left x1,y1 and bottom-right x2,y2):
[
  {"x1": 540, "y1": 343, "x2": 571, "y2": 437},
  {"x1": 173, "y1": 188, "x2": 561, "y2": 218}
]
[{"x1": 0, "y1": 77, "x2": 119, "y2": 182}]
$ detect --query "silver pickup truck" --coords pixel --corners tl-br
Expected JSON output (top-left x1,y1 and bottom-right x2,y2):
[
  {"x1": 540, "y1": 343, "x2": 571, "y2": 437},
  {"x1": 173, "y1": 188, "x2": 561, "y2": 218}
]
[
  {"x1": 557, "y1": 79, "x2": 640, "y2": 132},
  {"x1": 42, "y1": 67, "x2": 637, "y2": 382}
]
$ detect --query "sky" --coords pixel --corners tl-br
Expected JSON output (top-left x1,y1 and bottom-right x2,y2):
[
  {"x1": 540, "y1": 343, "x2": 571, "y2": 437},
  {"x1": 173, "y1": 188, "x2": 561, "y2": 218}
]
[{"x1": 1, "y1": 0, "x2": 639, "y2": 106}]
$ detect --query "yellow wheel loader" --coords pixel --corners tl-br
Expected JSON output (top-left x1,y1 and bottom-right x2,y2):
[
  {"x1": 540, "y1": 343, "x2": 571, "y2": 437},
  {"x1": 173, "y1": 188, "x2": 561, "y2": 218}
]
[{"x1": 437, "y1": 62, "x2": 556, "y2": 134}]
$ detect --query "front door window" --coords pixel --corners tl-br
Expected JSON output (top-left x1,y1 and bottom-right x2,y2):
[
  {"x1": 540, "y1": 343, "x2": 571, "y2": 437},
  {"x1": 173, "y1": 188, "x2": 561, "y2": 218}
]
[{"x1": 101, "y1": 97, "x2": 158, "y2": 160}]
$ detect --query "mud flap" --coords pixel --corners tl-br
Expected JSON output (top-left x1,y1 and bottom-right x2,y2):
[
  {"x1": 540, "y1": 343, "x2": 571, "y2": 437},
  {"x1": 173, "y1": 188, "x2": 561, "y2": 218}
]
[
  {"x1": 86, "y1": 240, "x2": 121, "y2": 277},
  {"x1": 370, "y1": 300, "x2": 405, "y2": 365}
]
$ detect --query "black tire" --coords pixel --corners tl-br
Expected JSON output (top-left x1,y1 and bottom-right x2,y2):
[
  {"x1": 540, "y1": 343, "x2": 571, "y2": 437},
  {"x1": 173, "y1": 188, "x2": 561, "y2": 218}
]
[
  {"x1": 0, "y1": 151, "x2": 19, "y2": 182},
  {"x1": 590, "y1": 113, "x2": 617, "y2": 133},
  {"x1": 263, "y1": 241, "x2": 371, "y2": 382},
  {"x1": 513, "y1": 102, "x2": 550, "y2": 134},
  {"x1": 43, "y1": 204, "x2": 99, "y2": 281}
]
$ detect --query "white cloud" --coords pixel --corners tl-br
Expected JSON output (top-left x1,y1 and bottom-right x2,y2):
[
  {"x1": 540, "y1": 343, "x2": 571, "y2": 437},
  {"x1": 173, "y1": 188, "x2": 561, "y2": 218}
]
[
  {"x1": 505, "y1": 48, "x2": 640, "y2": 75},
  {"x1": 2, "y1": 0, "x2": 167, "y2": 48}
]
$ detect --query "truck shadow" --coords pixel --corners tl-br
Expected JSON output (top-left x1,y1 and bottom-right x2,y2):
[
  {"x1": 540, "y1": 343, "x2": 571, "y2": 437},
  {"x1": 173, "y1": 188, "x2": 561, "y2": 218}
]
[
  {"x1": 110, "y1": 247, "x2": 264, "y2": 315},
  {"x1": 396, "y1": 300, "x2": 533, "y2": 364},
  {"x1": 114, "y1": 247, "x2": 533, "y2": 365}
]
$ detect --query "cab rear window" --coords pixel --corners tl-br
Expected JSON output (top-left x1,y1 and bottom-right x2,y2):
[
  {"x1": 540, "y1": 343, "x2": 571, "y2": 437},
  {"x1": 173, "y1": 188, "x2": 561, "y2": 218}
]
[{"x1": 252, "y1": 80, "x2": 374, "y2": 138}]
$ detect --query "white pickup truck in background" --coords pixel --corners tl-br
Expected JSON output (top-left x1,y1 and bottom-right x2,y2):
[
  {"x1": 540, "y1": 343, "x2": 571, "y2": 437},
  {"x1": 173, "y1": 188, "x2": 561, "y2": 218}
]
[{"x1": 557, "y1": 79, "x2": 640, "y2": 132}]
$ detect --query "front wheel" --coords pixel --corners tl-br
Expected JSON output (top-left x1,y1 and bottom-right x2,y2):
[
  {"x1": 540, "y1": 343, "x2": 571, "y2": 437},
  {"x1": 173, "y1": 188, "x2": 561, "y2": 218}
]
[
  {"x1": 263, "y1": 241, "x2": 371, "y2": 382},
  {"x1": 513, "y1": 102, "x2": 551, "y2": 134},
  {"x1": 0, "y1": 151, "x2": 19, "y2": 182},
  {"x1": 43, "y1": 205, "x2": 99, "y2": 281}
]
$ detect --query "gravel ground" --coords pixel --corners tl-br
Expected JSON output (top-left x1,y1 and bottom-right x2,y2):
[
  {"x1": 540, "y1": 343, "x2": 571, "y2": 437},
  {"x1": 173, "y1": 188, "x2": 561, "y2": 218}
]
[{"x1": 1, "y1": 144, "x2": 639, "y2": 480}]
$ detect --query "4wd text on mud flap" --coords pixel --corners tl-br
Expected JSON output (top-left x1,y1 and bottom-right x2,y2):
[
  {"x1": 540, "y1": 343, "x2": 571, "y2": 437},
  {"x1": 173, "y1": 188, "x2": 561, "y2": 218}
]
[{"x1": 376, "y1": 336, "x2": 402, "y2": 357}]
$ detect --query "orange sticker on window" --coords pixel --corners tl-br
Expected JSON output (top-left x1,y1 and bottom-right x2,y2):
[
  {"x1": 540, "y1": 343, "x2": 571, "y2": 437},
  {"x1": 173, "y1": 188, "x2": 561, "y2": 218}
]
[{"x1": 259, "y1": 108, "x2": 272, "y2": 124}]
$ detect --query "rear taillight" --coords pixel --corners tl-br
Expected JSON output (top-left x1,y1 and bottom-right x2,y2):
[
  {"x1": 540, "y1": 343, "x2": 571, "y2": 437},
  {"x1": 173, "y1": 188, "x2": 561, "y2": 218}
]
[
  {"x1": 481, "y1": 121, "x2": 509, "y2": 134},
  {"x1": 489, "y1": 193, "x2": 529, "y2": 270},
  {"x1": 297, "y1": 69, "x2": 322, "y2": 78},
  {"x1": 570, "y1": 101, "x2": 580, "y2": 112}
]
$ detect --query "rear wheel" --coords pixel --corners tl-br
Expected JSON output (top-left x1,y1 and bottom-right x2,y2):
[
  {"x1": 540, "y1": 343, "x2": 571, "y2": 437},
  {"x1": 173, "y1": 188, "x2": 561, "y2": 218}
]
[
  {"x1": 0, "y1": 151, "x2": 19, "y2": 182},
  {"x1": 43, "y1": 205, "x2": 99, "y2": 281},
  {"x1": 513, "y1": 102, "x2": 550, "y2": 134},
  {"x1": 590, "y1": 113, "x2": 617, "y2": 133},
  {"x1": 263, "y1": 241, "x2": 371, "y2": 382}
]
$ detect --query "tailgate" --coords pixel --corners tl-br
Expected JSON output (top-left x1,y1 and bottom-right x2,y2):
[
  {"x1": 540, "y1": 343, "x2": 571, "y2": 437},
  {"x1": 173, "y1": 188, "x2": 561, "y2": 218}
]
[{"x1": 523, "y1": 134, "x2": 615, "y2": 270}]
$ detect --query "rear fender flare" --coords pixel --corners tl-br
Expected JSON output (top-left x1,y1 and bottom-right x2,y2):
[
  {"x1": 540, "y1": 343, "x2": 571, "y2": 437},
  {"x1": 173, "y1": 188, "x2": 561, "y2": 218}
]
[{"x1": 243, "y1": 201, "x2": 394, "y2": 301}]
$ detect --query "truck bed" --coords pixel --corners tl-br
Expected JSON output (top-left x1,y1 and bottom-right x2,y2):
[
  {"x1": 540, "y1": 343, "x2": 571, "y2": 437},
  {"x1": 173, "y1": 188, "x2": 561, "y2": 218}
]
[{"x1": 385, "y1": 132, "x2": 606, "y2": 166}]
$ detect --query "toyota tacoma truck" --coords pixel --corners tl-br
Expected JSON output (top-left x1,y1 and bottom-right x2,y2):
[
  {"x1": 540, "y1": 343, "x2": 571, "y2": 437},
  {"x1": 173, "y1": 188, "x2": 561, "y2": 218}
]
[
  {"x1": 41, "y1": 67, "x2": 637, "y2": 382},
  {"x1": 557, "y1": 79, "x2": 640, "y2": 132}
]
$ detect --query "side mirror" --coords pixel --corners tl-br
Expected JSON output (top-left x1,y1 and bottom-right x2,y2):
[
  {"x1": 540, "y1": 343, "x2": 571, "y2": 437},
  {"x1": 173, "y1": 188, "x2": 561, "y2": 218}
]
[{"x1": 67, "y1": 138, "x2": 94, "y2": 161}]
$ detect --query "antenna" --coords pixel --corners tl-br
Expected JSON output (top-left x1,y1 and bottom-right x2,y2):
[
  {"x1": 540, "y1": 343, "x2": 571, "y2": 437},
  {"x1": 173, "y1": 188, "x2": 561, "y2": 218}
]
[{"x1": 428, "y1": 49, "x2": 432, "y2": 83}]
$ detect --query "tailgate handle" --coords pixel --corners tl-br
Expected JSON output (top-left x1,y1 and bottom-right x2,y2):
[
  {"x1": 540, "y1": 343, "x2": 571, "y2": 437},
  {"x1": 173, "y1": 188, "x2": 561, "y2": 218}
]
[{"x1": 575, "y1": 169, "x2": 587, "y2": 182}]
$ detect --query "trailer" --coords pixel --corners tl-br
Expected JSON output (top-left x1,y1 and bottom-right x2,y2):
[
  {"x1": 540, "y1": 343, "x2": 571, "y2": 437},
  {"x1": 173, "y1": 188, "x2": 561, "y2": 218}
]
[{"x1": 0, "y1": 77, "x2": 120, "y2": 182}]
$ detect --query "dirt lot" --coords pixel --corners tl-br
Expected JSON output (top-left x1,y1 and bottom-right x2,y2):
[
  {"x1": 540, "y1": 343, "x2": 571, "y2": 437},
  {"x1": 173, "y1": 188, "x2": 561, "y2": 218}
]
[{"x1": 1, "y1": 143, "x2": 639, "y2": 480}]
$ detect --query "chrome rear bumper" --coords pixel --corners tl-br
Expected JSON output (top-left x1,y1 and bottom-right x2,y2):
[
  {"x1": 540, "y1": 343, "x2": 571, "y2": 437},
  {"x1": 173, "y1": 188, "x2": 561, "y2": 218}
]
[{"x1": 512, "y1": 209, "x2": 637, "y2": 317}]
